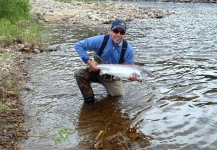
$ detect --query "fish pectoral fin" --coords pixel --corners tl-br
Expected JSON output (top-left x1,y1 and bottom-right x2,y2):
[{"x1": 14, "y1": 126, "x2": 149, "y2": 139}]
[
  {"x1": 99, "y1": 70, "x2": 104, "y2": 75},
  {"x1": 99, "y1": 70, "x2": 108, "y2": 75}
]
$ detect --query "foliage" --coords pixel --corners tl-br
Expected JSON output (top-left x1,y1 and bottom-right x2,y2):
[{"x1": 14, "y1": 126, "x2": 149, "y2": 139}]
[
  {"x1": 0, "y1": 0, "x2": 30, "y2": 23},
  {"x1": 0, "y1": 102, "x2": 11, "y2": 112},
  {"x1": 53, "y1": 128, "x2": 71, "y2": 145},
  {"x1": 0, "y1": 0, "x2": 46, "y2": 45},
  {"x1": 35, "y1": 109, "x2": 41, "y2": 116},
  {"x1": 0, "y1": 53, "x2": 11, "y2": 61},
  {"x1": 6, "y1": 80, "x2": 14, "y2": 89},
  {"x1": 0, "y1": 18, "x2": 45, "y2": 45}
]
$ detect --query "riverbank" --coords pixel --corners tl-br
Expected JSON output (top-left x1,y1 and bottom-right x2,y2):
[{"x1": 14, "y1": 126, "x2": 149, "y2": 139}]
[
  {"x1": 30, "y1": 0, "x2": 172, "y2": 24},
  {"x1": 0, "y1": 46, "x2": 29, "y2": 149},
  {"x1": 0, "y1": 0, "x2": 173, "y2": 149}
]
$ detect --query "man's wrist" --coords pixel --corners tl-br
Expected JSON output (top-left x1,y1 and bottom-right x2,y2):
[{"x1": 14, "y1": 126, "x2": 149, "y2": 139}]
[{"x1": 86, "y1": 59, "x2": 91, "y2": 64}]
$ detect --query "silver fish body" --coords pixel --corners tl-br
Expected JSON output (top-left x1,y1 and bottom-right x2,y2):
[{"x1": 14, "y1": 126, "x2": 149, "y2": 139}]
[{"x1": 97, "y1": 64, "x2": 153, "y2": 80}]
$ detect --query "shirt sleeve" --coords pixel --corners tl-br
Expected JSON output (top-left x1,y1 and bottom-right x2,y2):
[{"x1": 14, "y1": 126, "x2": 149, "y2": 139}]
[{"x1": 74, "y1": 35, "x2": 104, "y2": 63}]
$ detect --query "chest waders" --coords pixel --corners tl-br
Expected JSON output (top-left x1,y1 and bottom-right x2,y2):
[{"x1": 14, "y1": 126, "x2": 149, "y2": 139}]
[{"x1": 75, "y1": 35, "x2": 127, "y2": 102}]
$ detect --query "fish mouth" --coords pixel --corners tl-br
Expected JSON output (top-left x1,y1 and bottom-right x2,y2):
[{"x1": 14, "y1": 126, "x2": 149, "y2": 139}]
[{"x1": 140, "y1": 70, "x2": 153, "y2": 78}]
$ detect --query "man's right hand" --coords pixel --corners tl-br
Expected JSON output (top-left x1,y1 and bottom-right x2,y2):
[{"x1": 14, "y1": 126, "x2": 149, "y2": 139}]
[{"x1": 87, "y1": 60, "x2": 99, "y2": 72}]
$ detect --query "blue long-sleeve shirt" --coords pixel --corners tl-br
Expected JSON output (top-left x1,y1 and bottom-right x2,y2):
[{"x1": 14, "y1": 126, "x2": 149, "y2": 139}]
[{"x1": 74, "y1": 34, "x2": 134, "y2": 64}]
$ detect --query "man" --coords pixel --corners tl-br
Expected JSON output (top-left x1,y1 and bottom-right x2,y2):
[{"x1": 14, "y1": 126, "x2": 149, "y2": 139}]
[{"x1": 74, "y1": 19, "x2": 137, "y2": 103}]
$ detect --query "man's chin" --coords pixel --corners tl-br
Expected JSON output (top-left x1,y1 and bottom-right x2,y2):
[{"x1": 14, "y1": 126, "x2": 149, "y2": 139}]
[{"x1": 114, "y1": 40, "x2": 121, "y2": 44}]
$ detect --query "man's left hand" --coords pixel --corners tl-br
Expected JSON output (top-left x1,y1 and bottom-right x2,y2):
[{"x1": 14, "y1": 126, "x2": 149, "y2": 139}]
[{"x1": 128, "y1": 74, "x2": 137, "y2": 81}]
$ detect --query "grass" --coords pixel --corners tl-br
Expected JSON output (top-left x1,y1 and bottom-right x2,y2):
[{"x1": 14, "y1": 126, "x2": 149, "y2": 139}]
[
  {"x1": 0, "y1": 0, "x2": 46, "y2": 46},
  {"x1": 0, "y1": 0, "x2": 46, "y2": 112},
  {"x1": 53, "y1": 128, "x2": 71, "y2": 145},
  {"x1": 0, "y1": 0, "x2": 30, "y2": 22},
  {"x1": 0, "y1": 1, "x2": 48, "y2": 98},
  {"x1": 0, "y1": 1, "x2": 49, "y2": 149},
  {"x1": 0, "y1": 18, "x2": 45, "y2": 46}
]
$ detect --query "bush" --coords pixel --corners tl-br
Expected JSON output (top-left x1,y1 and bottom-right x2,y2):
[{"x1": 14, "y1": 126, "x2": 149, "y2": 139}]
[
  {"x1": 0, "y1": 0, "x2": 30, "y2": 23},
  {"x1": 0, "y1": 0, "x2": 46, "y2": 46}
]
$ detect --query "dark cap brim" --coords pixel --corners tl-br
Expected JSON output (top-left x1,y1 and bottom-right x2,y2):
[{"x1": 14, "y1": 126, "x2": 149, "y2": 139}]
[{"x1": 112, "y1": 25, "x2": 126, "y2": 31}]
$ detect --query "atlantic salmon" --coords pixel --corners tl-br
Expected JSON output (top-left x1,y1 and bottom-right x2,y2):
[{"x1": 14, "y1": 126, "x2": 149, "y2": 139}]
[{"x1": 97, "y1": 64, "x2": 153, "y2": 81}]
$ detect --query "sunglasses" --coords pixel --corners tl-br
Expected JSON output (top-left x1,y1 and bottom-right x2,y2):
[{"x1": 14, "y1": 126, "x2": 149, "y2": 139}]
[{"x1": 112, "y1": 29, "x2": 125, "y2": 35}]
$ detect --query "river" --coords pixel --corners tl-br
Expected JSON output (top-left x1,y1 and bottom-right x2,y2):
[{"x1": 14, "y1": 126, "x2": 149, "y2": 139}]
[{"x1": 20, "y1": 2, "x2": 217, "y2": 150}]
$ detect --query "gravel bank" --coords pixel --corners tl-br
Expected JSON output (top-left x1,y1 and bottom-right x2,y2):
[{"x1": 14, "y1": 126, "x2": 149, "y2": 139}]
[{"x1": 29, "y1": 0, "x2": 173, "y2": 24}]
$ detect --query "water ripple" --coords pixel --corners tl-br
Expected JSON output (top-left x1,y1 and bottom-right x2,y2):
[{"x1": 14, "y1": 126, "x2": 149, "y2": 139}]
[{"x1": 20, "y1": 2, "x2": 217, "y2": 150}]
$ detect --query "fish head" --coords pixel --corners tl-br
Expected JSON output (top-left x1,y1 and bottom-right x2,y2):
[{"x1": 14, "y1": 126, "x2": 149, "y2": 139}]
[{"x1": 139, "y1": 69, "x2": 153, "y2": 79}]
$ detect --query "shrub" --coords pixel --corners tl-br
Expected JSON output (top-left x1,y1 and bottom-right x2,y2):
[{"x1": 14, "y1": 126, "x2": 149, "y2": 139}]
[
  {"x1": 0, "y1": 0, "x2": 30, "y2": 23},
  {"x1": 0, "y1": 0, "x2": 46, "y2": 46}
]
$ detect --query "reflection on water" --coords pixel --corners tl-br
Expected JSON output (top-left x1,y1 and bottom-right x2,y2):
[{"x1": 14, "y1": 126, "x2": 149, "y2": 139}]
[
  {"x1": 77, "y1": 96, "x2": 151, "y2": 149},
  {"x1": 20, "y1": 2, "x2": 217, "y2": 150}
]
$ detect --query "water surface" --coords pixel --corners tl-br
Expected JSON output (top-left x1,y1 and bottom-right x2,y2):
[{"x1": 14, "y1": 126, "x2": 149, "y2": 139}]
[{"x1": 20, "y1": 2, "x2": 217, "y2": 150}]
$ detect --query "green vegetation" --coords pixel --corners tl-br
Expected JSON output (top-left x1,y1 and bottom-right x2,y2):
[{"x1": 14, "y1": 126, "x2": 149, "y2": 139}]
[
  {"x1": 0, "y1": 53, "x2": 11, "y2": 61},
  {"x1": 0, "y1": 0, "x2": 44, "y2": 45},
  {"x1": 0, "y1": 0, "x2": 30, "y2": 22},
  {"x1": 53, "y1": 128, "x2": 71, "y2": 145},
  {"x1": 0, "y1": 102, "x2": 11, "y2": 112},
  {"x1": 0, "y1": 1, "x2": 47, "y2": 149},
  {"x1": 36, "y1": 109, "x2": 41, "y2": 116},
  {"x1": 0, "y1": 0, "x2": 47, "y2": 113},
  {"x1": 0, "y1": 0, "x2": 45, "y2": 103}
]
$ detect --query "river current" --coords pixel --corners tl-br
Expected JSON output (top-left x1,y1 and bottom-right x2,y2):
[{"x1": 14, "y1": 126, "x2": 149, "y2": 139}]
[{"x1": 20, "y1": 2, "x2": 217, "y2": 150}]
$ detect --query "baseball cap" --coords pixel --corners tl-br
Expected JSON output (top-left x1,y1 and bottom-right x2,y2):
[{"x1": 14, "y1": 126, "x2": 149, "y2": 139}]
[{"x1": 111, "y1": 19, "x2": 126, "y2": 32}]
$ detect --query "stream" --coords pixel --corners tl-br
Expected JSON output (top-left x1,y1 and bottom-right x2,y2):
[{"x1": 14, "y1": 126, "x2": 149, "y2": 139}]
[{"x1": 20, "y1": 2, "x2": 217, "y2": 150}]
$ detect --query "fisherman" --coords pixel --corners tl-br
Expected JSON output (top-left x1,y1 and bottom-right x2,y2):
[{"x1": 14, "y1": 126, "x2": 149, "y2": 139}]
[{"x1": 74, "y1": 19, "x2": 137, "y2": 103}]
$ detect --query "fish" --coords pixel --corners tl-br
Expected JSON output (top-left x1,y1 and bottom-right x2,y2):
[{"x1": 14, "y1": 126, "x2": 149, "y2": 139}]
[{"x1": 97, "y1": 64, "x2": 153, "y2": 81}]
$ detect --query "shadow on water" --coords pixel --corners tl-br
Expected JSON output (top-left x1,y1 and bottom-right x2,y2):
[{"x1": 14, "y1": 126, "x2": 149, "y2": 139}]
[{"x1": 76, "y1": 96, "x2": 152, "y2": 150}]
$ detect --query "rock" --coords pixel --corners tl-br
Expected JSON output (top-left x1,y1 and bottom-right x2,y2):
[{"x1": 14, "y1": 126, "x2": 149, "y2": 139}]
[
  {"x1": 24, "y1": 42, "x2": 32, "y2": 49},
  {"x1": 33, "y1": 49, "x2": 41, "y2": 54},
  {"x1": 6, "y1": 91, "x2": 16, "y2": 97},
  {"x1": 33, "y1": 45, "x2": 40, "y2": 49},
  {"x1": 18, "y1": 44, "x2": 25, "y2": 50},
  {"x1": 29, "y1": 0, "x2": 172, "y2": 24},
  {"x1": 22, "y1": 47, "x2": 31, "y2": 52}
]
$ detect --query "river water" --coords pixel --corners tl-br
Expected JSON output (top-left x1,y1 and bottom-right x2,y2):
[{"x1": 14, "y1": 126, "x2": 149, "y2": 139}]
[{"x1": 20, "y1": 2, "x2": 217, "y2": 150}]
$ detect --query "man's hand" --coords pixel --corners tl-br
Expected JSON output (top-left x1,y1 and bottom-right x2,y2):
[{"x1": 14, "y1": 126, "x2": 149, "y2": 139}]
[
  {"x1": 128, "y1": 74, "x2": 137, "y2": 81},
  {"x1": 87, "y1": 60, "x2": 99, "y2": 72}
]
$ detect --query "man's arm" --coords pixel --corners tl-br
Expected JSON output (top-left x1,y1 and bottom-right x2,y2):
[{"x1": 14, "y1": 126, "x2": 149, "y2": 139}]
[{"x1": 74, "y1": 35, "x2": 105, "y2": 63}]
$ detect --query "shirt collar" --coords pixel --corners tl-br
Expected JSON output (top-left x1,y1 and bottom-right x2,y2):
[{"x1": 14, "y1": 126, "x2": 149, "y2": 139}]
[{"x1": 113, "y1": 40, "x2": 123, "y2": 46}]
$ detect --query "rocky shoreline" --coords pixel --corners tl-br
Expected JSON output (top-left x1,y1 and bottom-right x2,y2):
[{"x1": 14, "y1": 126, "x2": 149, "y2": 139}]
[
  {"x1": 30, "y1": 0, "x2": 173, "y2": 24},
  {"x1": 16, "y1": 0, "x2": 174, "y2": 53}
]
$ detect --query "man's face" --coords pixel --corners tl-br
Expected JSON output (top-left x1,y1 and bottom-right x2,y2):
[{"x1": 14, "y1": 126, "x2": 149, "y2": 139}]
[{"x1": 110, "y1": 28, "x2": 126, "y2": 44}]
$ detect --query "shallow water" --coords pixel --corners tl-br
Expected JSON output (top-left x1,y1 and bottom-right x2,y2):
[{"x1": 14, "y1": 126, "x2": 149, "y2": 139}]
[{"x1": 20, "y1": 2, "x2": 217, "y2": 150}]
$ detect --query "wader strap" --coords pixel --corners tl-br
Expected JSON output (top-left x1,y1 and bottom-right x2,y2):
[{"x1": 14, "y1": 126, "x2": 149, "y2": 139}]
[
  {"x1": 98, "y1": 34, "x2": 110, "y2": 57},
  {"x1": 119, "y1": 39, "x2": 128, "y2": 64}
]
